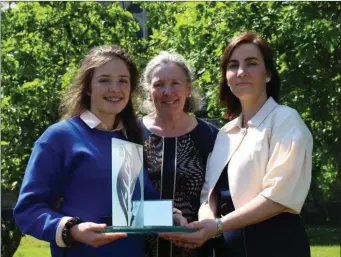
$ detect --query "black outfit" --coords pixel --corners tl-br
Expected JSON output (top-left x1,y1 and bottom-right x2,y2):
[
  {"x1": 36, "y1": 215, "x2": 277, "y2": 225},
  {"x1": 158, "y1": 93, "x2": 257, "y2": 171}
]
[
  {"x1": 141, "y1": 118, "x2": 218, "y2": 257},
  {"x1": 214, "y1": 165, "x2": 311, "y2": 257}
]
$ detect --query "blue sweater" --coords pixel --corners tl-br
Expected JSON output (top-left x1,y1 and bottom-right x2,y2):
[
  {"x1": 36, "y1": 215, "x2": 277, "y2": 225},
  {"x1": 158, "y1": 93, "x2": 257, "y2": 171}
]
[{"x1": 14, "y1": 117, "x2": 159, "y2": 257}]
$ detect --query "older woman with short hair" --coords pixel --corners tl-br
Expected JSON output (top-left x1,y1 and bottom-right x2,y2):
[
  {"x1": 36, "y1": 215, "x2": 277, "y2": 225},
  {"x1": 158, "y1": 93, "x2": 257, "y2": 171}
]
[{"x1": 141, "y1": 51, "x2": 218, "y2": 257}]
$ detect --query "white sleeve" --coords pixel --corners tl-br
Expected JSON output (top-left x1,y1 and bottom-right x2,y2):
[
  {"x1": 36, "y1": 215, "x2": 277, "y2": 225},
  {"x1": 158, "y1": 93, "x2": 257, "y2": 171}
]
[
  {"x1": 55, "y1": 216, "x2": 73, "y2": 247},
  {"x1": 261, "y1": 113, "x2": 313, "y2": 213}
]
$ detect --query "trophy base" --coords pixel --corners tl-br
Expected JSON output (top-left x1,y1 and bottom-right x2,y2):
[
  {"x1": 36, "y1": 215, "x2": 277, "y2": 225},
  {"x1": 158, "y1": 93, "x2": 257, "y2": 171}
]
[{"x1": 98, "y1": 226, "x2": 196, "y2": 234}]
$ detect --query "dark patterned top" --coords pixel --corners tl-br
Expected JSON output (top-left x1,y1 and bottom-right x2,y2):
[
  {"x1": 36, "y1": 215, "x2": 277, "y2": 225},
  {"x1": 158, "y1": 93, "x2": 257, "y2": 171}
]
[{"x1": 141, "y1": 118, "x2": 218, "y2": 257}]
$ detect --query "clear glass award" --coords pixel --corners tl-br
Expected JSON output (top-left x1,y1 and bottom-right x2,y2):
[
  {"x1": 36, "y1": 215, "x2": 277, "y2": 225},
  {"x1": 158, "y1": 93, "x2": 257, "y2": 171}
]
[{"x1": 98, "y1": 138, "x2": 195, "y2": 234}]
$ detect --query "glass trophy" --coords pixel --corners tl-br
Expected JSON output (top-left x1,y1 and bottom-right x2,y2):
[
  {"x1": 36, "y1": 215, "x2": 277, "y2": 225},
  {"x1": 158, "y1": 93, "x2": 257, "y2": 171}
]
[{"x1": 98, "y1": 138, "x2": 196, "y2": 234}]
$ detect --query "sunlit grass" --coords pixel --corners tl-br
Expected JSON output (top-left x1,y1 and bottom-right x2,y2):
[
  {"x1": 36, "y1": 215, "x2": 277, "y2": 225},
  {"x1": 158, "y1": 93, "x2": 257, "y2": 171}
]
[
  {"x1": 311, "y1": 245, "x2": 340, "y2": 257},
  {"x1": 14, "y1": 227, "x2": 340, "y2": 257},
  {"x1": 14, "y1": 235, "x2": 49, "y2": 257}
]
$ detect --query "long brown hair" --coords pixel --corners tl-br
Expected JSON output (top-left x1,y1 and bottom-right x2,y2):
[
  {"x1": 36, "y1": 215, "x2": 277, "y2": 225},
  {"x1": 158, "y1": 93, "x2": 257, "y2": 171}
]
[
  {"x1": 219, "y1": 32, "x2": 281, "y2": 119},
  {"x1": 59, "y1": 45, "x2": 142, "y2": 144}
]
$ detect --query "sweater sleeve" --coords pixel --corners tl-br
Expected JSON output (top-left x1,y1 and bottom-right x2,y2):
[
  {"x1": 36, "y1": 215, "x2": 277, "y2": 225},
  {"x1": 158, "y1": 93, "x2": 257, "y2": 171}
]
[{"x1": 14, "y1": 141, "x2": 66, "y2": 243}]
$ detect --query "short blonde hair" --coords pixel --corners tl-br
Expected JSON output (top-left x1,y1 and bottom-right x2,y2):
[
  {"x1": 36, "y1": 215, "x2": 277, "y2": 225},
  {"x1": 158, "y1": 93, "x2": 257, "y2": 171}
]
[{"x1": 140, "y1": 51, "x2": 202, "y2": 114}]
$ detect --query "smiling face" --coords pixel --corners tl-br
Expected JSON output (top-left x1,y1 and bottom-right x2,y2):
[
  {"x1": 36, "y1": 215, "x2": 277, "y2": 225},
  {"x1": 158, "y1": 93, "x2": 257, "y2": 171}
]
[
  {"x1": 89, "y1": 58, "x2": 131, "y2": 120},
  {"x1": 149, "y1": 62, "x2": 191, "y2": 116},
  {"x1": 226, "y1": 43, "x2": 270, "y2": 103}
]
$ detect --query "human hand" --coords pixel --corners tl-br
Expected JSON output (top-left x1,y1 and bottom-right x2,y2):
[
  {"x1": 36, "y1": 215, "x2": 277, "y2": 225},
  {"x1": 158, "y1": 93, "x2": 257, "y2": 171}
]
[
  {"x1": 160, "y1": 219, "x2": 218, "y2": 248},
  {"x1": 70, "y1": 222, "x2": 127, "y2": 247},
  {"x1": 173, "y1": 213, "x2": 188, "y2": 226}
]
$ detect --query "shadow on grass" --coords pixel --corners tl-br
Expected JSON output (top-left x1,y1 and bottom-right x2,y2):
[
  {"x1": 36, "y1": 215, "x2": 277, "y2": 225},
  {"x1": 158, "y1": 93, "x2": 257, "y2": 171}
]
[{"x1": 306, "y1": 227, "x2": 340, "y2": 246}]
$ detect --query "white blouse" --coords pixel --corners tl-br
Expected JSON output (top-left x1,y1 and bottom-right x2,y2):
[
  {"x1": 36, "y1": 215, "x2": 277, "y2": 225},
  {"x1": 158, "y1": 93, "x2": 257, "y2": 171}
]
[{"x1": 201, "y1": 97, "x2": 313, "y2": 214}]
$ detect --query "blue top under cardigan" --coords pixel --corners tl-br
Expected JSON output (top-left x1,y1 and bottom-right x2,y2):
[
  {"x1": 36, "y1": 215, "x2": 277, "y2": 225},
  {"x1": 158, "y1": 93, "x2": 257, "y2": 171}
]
[{"x1": 14, "y1": 117, "x2": 159, "y2": 257}]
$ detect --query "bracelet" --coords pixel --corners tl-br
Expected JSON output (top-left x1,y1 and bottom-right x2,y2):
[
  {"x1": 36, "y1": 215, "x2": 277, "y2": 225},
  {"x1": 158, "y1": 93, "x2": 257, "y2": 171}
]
[
  {"x1": 213, "y1": 218, "x2": 223, "y2": 238},
  {"x1": 62, "y1": 217, "x2": 82, "y2": 248}
]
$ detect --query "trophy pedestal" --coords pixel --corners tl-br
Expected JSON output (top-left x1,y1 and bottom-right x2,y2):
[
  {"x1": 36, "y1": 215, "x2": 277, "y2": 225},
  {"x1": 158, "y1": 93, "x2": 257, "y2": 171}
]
[{"x1": 98, "y1": 226, "x2": 196, "y2": 234}]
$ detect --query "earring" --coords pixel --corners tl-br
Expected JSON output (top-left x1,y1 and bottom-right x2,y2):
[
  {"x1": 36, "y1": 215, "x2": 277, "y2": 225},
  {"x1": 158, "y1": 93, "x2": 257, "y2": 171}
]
[
  {"x1": 266, "y1": 77, "x2": 271, "y2": 83},
  {"x1": 188, "y1": 94, "x2": 192, "y2": 98}
]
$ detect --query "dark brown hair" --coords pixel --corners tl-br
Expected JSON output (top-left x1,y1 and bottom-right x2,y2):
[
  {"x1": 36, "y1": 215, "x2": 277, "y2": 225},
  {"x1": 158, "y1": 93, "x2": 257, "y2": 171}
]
[
  {"x1": 219, "y1": 32, "x2": 280, "y2": 119},
  {"x1": 59, "y1": 45, "x2": 142, "y2": 144}
]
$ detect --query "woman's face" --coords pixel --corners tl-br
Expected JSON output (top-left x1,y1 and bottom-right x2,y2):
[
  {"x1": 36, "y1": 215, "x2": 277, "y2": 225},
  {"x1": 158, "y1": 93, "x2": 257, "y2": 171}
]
[
  {"x1": 149, "y1": 63, "x2": 191, "y2": 117},
  {"x1": 89, "y1": 58, "x2": 131, "y2": 119},
  {"x1": 225, "y1": 43, "x2": 269, "y2": 103}
]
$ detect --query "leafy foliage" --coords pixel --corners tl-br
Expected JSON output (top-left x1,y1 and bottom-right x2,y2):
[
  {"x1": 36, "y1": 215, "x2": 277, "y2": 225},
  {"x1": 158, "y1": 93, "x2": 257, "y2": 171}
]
[{"x1": 1, "y1": 2, "x2": 340, "y2": 256}]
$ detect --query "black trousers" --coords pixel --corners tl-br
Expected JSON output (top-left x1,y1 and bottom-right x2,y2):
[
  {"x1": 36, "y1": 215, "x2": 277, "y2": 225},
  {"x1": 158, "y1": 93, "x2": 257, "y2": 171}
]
[{"x1": 214, "y1": 213, "x2": 311, "y2": 257}]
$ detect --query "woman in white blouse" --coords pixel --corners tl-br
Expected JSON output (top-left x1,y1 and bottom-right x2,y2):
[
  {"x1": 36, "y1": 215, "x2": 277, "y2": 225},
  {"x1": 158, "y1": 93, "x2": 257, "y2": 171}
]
[{"x1": 161, "y1": 32, "x2": 313, "y2": 257}]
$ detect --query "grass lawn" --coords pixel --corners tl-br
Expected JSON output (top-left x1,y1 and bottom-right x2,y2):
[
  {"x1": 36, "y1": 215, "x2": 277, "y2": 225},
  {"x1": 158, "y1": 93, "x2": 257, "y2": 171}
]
[
  {"x1": 14, "y1": 226, "x2": 340, "y2": 257},
  {"x1": 14, "y1": 235, "x2": 49, "y2": 257}
]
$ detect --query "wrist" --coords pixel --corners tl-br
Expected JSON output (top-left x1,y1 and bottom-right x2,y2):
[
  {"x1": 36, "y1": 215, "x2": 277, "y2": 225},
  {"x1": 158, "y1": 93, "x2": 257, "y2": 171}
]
[{"x1": 62, "y1": 217, "x2": 83, "y2": 248}]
